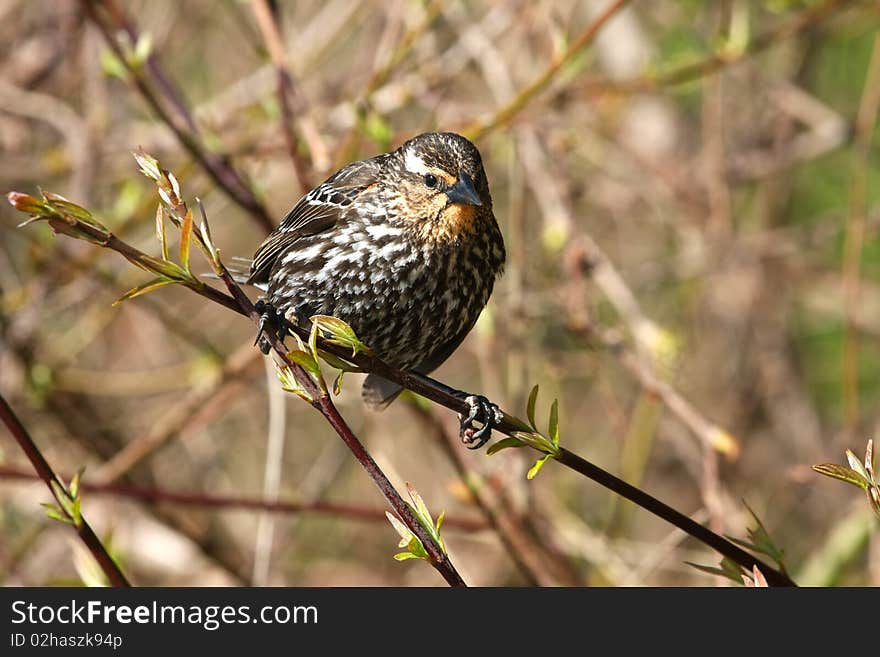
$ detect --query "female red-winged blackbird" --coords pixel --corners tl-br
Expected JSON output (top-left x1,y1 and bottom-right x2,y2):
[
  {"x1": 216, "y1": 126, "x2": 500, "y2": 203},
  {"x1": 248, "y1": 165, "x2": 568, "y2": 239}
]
[{"x1": 248, "y1": 132, "x2": 505, "y2": 447}]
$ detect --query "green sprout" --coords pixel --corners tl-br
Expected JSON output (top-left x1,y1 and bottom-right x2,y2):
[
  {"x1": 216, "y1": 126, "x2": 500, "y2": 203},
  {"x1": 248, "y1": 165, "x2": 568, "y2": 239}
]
[{"x1": 386, "y1": 484, "x2": 447, "y2": 562}]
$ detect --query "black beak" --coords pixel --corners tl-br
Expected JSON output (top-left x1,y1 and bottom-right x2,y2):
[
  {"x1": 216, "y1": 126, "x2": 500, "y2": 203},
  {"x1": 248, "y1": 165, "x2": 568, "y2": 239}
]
[{"x1": 446, "y1": 172, "x2": 482, "y2": 206}]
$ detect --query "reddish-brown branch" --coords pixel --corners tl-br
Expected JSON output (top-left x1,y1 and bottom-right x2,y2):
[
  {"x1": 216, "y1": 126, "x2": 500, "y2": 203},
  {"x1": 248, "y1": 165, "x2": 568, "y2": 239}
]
[
  {"x1": 250, "y1": 0, "x2": 316, "y2": 193},
  {"x1": 213, "y1": 266, "x2": 467, "y2": 587},
  {"x1": 0, "y1": 466, "x2": 488, "y2": 532},
  {"x1": 0, "y1": 394, "x2": 131, "y2": 587}
]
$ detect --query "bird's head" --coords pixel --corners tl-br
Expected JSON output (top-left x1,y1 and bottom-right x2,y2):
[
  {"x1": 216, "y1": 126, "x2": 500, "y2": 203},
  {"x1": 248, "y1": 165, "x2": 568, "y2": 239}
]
[{"x1": 388, "y1": 132, "x2": 493, "y2": 243}]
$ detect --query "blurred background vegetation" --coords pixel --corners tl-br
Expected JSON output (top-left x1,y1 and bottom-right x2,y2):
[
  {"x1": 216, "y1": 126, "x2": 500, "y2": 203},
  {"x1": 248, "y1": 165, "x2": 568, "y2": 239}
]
[{"x1": 1, "y1": 0, "x2": 879, "y2": 586}]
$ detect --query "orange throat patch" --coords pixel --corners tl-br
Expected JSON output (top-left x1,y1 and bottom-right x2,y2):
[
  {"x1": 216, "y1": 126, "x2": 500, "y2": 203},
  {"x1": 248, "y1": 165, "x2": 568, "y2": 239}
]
[{"x1": 423, "y1": 203, "x2": 478, "y2": 242}]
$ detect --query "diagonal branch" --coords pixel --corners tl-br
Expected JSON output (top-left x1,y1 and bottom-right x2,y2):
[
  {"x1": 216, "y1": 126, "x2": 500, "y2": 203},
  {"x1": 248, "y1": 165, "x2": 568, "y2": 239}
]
[
  {"x1": 0, "y1": 394, "x2": 130, "y2": 587},
  {"x1": 7, "y1": 189, "x2": 796, "y2": 586},
  {"x1": 80, "y1": 0, "x2": 276, "y2": 233}
]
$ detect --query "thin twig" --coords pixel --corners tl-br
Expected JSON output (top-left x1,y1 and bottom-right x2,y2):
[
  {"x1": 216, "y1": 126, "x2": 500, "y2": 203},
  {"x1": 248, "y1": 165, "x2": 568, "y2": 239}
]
[
  {"x1": 80, "y1": 0, "x2": 275, "y2": 233},
  {"x1": 577, "y1": 0, "x2": 853, "y2": 95},
  {"x1": 0, "y1": 465, "x2": 488, "y2": 532},
  {"x1": 463, "y1": 0, "x2": 631, "y2": 142},
  {"x1": 250, "y1": 0, "x2": 317, "y2": 192},
  {"x1": 0, "y1": 394, "x2": 130, "y2": 587}
]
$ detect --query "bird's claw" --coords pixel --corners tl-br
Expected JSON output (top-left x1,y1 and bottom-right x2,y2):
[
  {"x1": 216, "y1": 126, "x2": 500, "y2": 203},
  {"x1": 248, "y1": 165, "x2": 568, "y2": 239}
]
[
  {"x1": 254, "y1": 299, "x2": 290, "y2": 354},
  {"x1": 458, "y1": 394, "x2": 503, "y2": 449}
]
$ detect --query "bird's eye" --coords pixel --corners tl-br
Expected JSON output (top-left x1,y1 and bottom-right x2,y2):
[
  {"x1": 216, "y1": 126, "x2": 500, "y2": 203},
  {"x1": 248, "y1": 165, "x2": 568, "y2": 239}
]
[{"x1": 424, "y1": 174, "x2": 438, "y2": 189}]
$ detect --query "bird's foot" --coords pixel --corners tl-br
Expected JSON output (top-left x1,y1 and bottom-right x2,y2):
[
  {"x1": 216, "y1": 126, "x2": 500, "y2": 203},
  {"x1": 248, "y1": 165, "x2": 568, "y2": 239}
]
[
  {"x1": 457, "y1": 394, "x2": 503, "y2": 450},
  {"x1": 254, "y1": 299, "x2": 291, "y2": 355}
]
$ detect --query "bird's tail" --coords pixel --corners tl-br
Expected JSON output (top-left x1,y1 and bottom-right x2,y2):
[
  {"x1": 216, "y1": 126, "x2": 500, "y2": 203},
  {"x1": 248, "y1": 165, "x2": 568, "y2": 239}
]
[
  {"x1": 362, "y1": 374, "x2": 403, "y2": 408},
  {"x1": 202, "y1": 256, "x2": 255, "y2": 285}
]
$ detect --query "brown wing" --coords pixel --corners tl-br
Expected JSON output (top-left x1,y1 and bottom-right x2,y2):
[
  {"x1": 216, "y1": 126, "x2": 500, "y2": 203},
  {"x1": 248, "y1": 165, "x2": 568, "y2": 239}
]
[{"x1": 248, "y1": 154, "x2": 387, "y2": 285}]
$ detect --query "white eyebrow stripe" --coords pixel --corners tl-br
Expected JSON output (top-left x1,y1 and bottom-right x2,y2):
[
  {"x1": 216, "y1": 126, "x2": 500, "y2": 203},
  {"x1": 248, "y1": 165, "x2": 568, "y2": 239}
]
[{"x1": 403, "y1": 149, "x2": 430, "y2": 175}]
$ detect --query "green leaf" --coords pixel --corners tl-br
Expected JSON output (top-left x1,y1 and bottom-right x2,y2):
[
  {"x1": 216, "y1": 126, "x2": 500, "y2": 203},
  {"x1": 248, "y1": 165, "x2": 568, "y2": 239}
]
[
  {"x1": 741, "y1": 502, "x2": 786, "y2": 568},
  {"x1": 407, "y1": 483, "x2": 433, "y2": 529},
  {"x1": 133, "y1": 149, "x2": 162, "y2": 184},
  {"x1": 273, "y1": 361, "x2": 313, "y2": 403},
  {"x1": 393, "y1": 552, "x2": 420, "y2": 561},
  {"x1": 486, "y1": 436, "x2": 527, "y2": 455},
  {"x1": 310, "y1": 315, "x2": 370, "y2": 356},
  {"x1": 42, "y1": 505, "x2": 70, "y2": 524},
  {"x1": 846, "y1": 449, "x2": 871, "y2": 482},
  {"x1": 285, "y1": 349, "x2": 322, "y2": 381},
  {"x1": 385, "y1": 511, "x2": 413, "y2": 543},
  {"x1": 195, "y1": 198, "x2": 220, "y2": 269},
  {"x1": 526, "y1": 384, "x2": 539, "y2": 430},
  {"x1": 71, "y1": 496, "x2": 82, "y2": 527},
  {"x1": 99, "y1": 48, "x2": 128, "y2": 80},
  {"x1": 179, "y1": 208, "x2": 193, "y2": 273},
  {"x1": 69, "y1": 468, "x2": 84, "y2": 499},
  {"x1": 548, "y1": 398, "x2": 559, "y2": 447},
  {"x1": 318, "y1": 351, "x2": 361, "y2": 373},
  {"x1": 43, "y1": 193, "x2": 101, "y2": 225},
  {"x1": 685, "y1": 558, "x2": 745, "y2": 584},
  {"x1": 812, "y1": 464, "x2": 870, "y2": 490},
  {"x1": 112, "y1": 277, "x2": 177, "y2": 306},
  {"x1": 332, "y1": 371, "x2": 344, "y2": 396},
  {"x1": 510, "y1": 430, "x2": 559, "y2": 456},
  {"x1": 527, "y1": 454, "x2": 552, "y2": 480},
  {"x1": 155, "y1": 205, "x2": 170, "y2": 261}
]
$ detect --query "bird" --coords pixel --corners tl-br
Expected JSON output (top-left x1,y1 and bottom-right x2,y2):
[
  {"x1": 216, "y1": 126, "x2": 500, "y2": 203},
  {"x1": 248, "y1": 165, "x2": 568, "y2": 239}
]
[{"x1": 247, "y1": 131, "x2": 506, "y2": 447}]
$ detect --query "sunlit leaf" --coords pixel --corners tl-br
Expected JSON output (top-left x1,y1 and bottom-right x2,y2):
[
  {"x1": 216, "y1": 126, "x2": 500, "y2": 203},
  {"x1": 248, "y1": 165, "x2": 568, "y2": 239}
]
[
  {"x1": 285, "y1": 349, "x2": 322, "y2": 382},
  {"x1": 407, "y1": 483, "x2": 433, "y2": 530},
  {"x1": 155, "y1": 205, "x2": 170, "y2": 261},
  {"x1": 526, "y1": 384, "x2": 539, "y2": 430},
  {"x1": 548, "y1": 398, "x2": 559, "y2": 447},
  {"x1": 812, "y1": 464, "x2": 870, "y2": 490},
  {"x1": 486, "y1": 436, "x2": 527, "y2": 455},
  {"x1": 310, "y1": 315, "x2": 370, "y2": 357},
  {"x1": 179, "y1": 209, "x2": 193, "y2": 272},
  {"x1": 846, "y1": 449, "x2": 870, "y2": 482},
  {"x1": 686, "y1": 558, "x2": 745, "y2": 584},
  {"x1": 69, "y1": 468, "x2": 84, "y2": 499},
  {"x1": 112, "y1": 277, "x2": 177, "y2": 306},
  {"x1": 133, "y1": 149, "x2": 161, "y2": 183},
  {"x1": 527, "y1": 454, "x2": 552, "y2": 480}
]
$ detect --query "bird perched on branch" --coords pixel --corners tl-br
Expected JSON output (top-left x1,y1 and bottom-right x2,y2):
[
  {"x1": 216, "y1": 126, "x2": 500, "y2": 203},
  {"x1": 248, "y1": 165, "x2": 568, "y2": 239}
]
[{"x1": 247, "y1": 132, "x2": 506, "y2": 447}]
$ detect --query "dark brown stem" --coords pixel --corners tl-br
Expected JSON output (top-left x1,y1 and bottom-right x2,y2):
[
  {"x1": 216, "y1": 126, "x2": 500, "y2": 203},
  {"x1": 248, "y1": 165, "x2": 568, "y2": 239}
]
[
  {"x1": 553, "y1": 448, "x2": 796, "y2": 587},
  {"x1": 214, "y1": 267, "x2": 467, "y2": 587},
  {"x1": 411, "y1": 403, "x2": 575, "y2": 585},
  {"x1": 0, "y1": 394, "x2": 131, "y2": 587}
]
